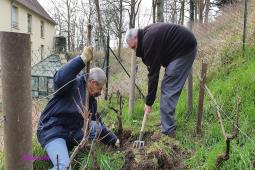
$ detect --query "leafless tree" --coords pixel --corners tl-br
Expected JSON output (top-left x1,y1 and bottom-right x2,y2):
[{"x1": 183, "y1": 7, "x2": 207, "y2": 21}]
[
  {"x1": 204, "y1": 0, "x2": 211, "y2": 23},
  {"x1": 65, "y1": 0, "x2": 79, "y2": 51},
  {"x1": 94, "y1": 0, "x2": 106, "y2": 49},
  {"x1": 179, "y1": 0, "x2": 185, "y2": 25},
  {"x1": 50, "y1": 0, "x2": 79, "y2": 51},
  {"x1": 117, "y1": 0, "x2": 123, "y2": 58},
  {"x1": 123, "y1": 0, "x2": 143, "y2": 28},
  {"x1": 107, "y1": 0, "x2": 124, "y2": 58},
  {"x1": 157, "y1": 0, "x2": 164, "y2": 22},
  {"x1": 164, "y1": 0, "x2": 178, "y2": 23},
  {"x1": 81, "y1": 0, "x2": 96, "y2": 47},
  {"x1": 194, "y1": 0, "x2": 212, "y2": 23},
  {"x1": 152, "y1": 0, "x2": 157, "y2": 23}
]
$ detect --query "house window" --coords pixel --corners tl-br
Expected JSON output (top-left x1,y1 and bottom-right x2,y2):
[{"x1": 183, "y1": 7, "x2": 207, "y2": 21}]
[
  {"x1": 40, "y1": 21, "x2": 44, "y2": 38},
  {"x1": 27, "y1": 14, "x2": 32, "y2": 33},
  {"x1": 11, "y1": 5, "x2": 18, "y2": 28},
  {"x1": 48, "y1": 78, "x2": 54, "y2": 93},
  {"x1": 41, "y1": 45, "x2": 44, "y2": 60},
  {"x1": 38, "y1": 77, "x2": 47, "y2": 96},
  {"x1": 32, "y1": 76, "x2": 39, "y2": 97}
]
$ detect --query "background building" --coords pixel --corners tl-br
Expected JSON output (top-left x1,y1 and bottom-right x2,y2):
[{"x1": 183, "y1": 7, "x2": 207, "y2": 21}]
[{"x1": 0, "y1": 0, "x2": 57, "y2": 65}]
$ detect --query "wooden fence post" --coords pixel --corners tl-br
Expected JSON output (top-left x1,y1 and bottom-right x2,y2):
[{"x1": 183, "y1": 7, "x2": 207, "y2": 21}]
[
  {"x1": 0, "y1": 32, "x2": 32, "y2": 169},
  {"x1": 187, "y1": 68, "x2": 193, "y2": 114},
  {"x1": 196, "y1": 62, "x2": 208, "y2": 134},
  {"x1": 129, "y1": 52, "x2": 137, "y2": 115},
  {"x1": 242, "y1": 0, "x2": 248, "y2": 53},
  {"x1": 105, "y1": 33, "x2": 110, "y2": 100}
]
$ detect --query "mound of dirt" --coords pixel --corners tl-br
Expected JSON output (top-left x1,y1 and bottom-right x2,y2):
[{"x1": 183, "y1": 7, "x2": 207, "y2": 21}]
[{"x1": 122, "y1": 131, "x2": 191, "y2": 170}]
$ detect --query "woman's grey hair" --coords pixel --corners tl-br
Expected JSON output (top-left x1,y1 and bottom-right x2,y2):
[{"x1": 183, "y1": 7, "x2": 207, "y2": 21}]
[
  {"x1": 125, "y1": 28, "x2": 138, "y2": 43},
  {"x1": 88, "y1": 67, "x2": 106, "y2": 84}
]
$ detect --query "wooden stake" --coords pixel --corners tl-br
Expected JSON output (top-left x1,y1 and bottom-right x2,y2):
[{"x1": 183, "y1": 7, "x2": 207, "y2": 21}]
[{"x1": 196, "y1": 62, "x2": 207, "y2": 134}]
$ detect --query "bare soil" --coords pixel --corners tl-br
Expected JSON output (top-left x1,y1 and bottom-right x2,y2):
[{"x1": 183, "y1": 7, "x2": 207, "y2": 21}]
[{"x1": 120, "y1": 130, "x2": 191, "y2": 170}]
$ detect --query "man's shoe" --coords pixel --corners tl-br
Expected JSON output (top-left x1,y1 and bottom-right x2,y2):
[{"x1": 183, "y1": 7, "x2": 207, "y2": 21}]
[{"x1": 162, "y1": 131, "x2": 176, "y2": 138}]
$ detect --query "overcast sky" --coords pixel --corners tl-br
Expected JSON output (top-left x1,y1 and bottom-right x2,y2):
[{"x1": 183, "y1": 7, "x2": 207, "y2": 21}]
[{"x1": 38, "y1": 0, "x2": 51, "y2": 10}]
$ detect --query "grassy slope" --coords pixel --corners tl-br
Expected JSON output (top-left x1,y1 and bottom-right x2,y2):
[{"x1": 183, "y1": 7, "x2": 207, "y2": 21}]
[
  {"x1": 83, "y1": 45, "x2": 255, "y2": 169},
  {"x1": 0, "y1": 44, "x2": 251, "y2": 170},
  {"x1": 30, "y1": 45, "x2": 255, "y2": 169},
  {"x1": 176, "y1": 45, "x2": 255, "y2": 169},
  {"x1": 48, "y1": 44, "x2": 253, "y2": 170}
]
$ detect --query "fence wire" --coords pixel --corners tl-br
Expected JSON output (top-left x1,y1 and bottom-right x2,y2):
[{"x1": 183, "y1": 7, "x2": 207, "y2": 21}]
[{"x1": 0, "y1": 1, "x2": 253, "y2": 167}]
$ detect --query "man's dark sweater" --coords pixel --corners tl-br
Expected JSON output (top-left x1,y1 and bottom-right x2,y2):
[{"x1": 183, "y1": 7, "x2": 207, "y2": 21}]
[{"x1": 135, "y1": 23, "x2": 197, "y2": 106}]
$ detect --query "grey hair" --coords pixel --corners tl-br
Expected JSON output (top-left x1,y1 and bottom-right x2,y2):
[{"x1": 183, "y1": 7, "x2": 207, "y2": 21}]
[
  {"x1": 88, "y1": 67, "x2": 106, "y2": 84},
  {"x1": 125, "y1": 28, "x2": 138, "y2": 43}
]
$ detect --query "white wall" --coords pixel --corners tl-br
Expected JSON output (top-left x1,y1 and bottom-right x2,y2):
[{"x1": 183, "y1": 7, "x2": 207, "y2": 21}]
[
  {"x1": 0, "y1": 0, "x2": 56, "y2": 65},
  {"x1": 0, "y1": 0, "x2": 11, "y2": 31}
]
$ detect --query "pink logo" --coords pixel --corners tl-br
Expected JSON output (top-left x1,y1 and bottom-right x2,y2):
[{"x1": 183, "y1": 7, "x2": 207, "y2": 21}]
[{"x1": 22, "y1": 154, "x2": 50, "y2": 161}]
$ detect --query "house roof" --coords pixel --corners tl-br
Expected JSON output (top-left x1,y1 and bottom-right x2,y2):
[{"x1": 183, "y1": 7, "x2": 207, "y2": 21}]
[
  {"x1": 15, "y1": 0, "x2": 57, "y2": 25},
  {"x1": 32, "y1": 54, "x2": 62, "y2": 77}
]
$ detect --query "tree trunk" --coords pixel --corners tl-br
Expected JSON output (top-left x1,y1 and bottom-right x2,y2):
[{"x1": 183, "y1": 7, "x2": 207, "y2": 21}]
[
  {"x1": 179, "y1": 0, "x2": 185, "y2": 25},
  {"x1": 171, "y1": 0, "x2": 177, "y2": 23},
  {"x1": 67, "y1": 0, "x2": 71, "y2": 51},
  {"x1": 94, "y1": 0, "x2": 106, "y2": 48},
  {"x1": 117, "y1": 0, "x2": 123, "y2": 59},
  {"x1": 199, "y1": 0, "x2": 204, "y2": 23},
  {"x1": 187, "y1": 0, "x2": 195, "y2": 114},
  {"x1": 157, "y1": 0, "x2": 164, "y2": 22},
  {"x1": 128, "y1": 0, "x2": 142, "y2": 28},
  {"x1": 129, "y1": 0, "x2": 135, "y2": 28},
  {"x1": 152, "y1": 0, "x2": 157, "y2": 23},
  {"x1": 189, "y1": 0, "x2": 195, "y2": 28},
  {"x1": 80, "y1": 20, "x2": 84, "y2": 50},
  {"x1": 204, "y1": 0, "x2": 210, "y2": 23},
  {"x1": 71, "y1": 17, "x2": 76, "y2": 51},
  {"x1": 195, "y1": 0, "x2": 198, "y2": 22}
]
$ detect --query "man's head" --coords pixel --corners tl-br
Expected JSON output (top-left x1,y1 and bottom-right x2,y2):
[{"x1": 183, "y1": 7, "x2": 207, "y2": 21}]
[
  {"x1": 88, "y1": 67, "x2": 106, "y2": 97},
  {"x1": 125, "y1": 28, "x2": 138, "y2": 50}
]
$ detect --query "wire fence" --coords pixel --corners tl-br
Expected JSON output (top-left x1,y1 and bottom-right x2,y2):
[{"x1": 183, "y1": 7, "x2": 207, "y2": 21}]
[{"x1": 0, "y1": 0, "x2": 254, "y2": 168}]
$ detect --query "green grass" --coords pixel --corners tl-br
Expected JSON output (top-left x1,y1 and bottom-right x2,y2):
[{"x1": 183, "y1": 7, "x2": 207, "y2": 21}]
[
  {"x1": 73, "y1": 143, "x2": 124, "y2": 170},
  {"x1": 95, "y1": 44, "x2": 255, "y2": 169},
  {"x1": 1, "y1": 44, "x2": 254, "y2": 169},
  {"x1": 24, "y1": 46, "x2": 255, "y2": 169},
  {"x1": 33, "y1": 137, "x2": 52, "y2": 169},
  {"x1": 178, "y1": 45, "x2": 255, "y2": 170}
]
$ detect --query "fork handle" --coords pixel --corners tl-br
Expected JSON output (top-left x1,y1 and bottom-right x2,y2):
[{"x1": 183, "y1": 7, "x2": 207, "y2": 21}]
[
  {"x1": 138, "y1": 132, "x2": 144, "y2": 141},
  {"x1": 139, "y1": 113, "x2": 147, "y2": 139}
]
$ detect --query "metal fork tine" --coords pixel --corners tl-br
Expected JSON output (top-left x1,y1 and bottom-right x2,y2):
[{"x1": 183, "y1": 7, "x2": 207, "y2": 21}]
[
  {"x1": 134, "y1": 141, "x2": 137, "y2": 148},
  {"x1": 134, "y1": 112, "x2": 148, "y2": 149},
  {"x1": 141, "y1": 142, "x2": 144, "y2": 147},
  {"x1": 133, "y1": 140, "x2": 145, "y2": 148}
]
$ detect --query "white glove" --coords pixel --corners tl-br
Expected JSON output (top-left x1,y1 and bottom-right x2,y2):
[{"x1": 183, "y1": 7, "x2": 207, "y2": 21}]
[
  {"x1": 81, "y1": 46, "x2": 93, "y2": 63},
  {"x1": 115, "y1": 139, "x2": 120, "y2": 148}
]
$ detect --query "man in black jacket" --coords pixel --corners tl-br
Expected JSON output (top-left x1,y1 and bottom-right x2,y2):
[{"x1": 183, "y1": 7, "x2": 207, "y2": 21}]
[{"x1": 126, "y1": 23, "x2": 197, "y2": 137}]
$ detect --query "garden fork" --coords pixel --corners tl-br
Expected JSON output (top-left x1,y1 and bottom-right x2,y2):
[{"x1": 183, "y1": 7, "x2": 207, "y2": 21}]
[{"x1": 133, "y1": 111, "x2": 148, "y2": 148}]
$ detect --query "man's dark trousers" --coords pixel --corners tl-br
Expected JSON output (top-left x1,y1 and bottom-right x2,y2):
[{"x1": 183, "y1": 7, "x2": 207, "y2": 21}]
[{"x1": 160, "y1": 48, "x2": 197, "y2": 135}]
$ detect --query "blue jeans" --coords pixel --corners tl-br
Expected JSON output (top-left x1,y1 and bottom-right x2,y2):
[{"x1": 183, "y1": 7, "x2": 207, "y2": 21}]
[
  {"x1": 44, "y1": 138, "x2": 71, "y2": 170},
  {"x1": 44, "y1": 121, "x2": 117, "y2": 170}
]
